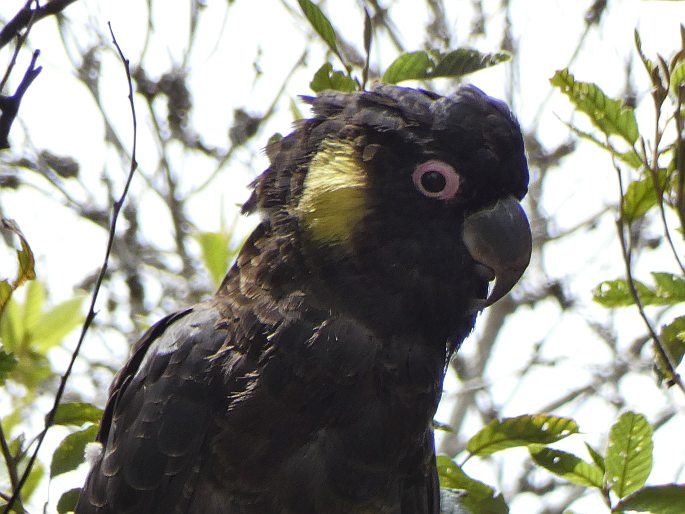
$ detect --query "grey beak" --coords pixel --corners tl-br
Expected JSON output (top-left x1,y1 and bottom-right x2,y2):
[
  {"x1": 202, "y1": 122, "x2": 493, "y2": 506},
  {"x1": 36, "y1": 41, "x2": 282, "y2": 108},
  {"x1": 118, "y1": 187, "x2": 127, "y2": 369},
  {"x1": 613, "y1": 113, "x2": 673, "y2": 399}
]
[{"x1": 463, "y1": 195, "x2": 532, "y2": 309}]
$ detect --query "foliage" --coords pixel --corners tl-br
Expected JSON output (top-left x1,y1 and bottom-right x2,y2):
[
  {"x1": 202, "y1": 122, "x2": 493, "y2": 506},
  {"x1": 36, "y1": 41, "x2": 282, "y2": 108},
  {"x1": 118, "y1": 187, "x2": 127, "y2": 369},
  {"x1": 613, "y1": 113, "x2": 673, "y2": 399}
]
[
  {"x1": 550, "y1": 69, "x2": 639, "y2": 145},
  {"x1": 298, "y1": 0, "x2": 510, "y2": 92},
  {"x1": 0, "y1": 219, "x2": 35, "y2": 316},
  {"x1": 429, "y1": 19, "x2": 685, "y2": 513},
  {"x1": 1, "y1": 1, "x2": 685, "y2": 513},
  {"x1": 438, "y1": 412, "x2": 685, "y2": 514},
  {"x1": 0, "y1": 227, "x2": 86, "y2": 511},
  {"x1": 554, "y1": 26, "x2": 685, "y2": 388},
  {"x1": 381, "y1": 49, "x2": 510, "y2": 84},
  {"x1": 197, "y1": 229, "x2": 242, "y2": 288}
]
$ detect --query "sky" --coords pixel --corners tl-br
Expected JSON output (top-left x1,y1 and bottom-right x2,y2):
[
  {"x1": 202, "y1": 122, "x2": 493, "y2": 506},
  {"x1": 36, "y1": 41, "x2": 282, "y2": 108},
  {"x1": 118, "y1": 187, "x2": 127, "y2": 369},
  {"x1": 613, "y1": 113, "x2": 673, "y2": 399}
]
[{"x1": 1, "y1": 0, "x2": 685, "y2": 512}]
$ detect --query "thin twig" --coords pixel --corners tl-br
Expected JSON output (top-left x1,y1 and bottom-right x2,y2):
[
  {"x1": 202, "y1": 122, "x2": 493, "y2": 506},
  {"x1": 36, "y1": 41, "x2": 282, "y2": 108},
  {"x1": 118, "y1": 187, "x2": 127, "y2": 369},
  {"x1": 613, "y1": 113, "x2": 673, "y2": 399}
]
[{"x1": 1, "y1": 22, "x2": 139, "y2": 514}]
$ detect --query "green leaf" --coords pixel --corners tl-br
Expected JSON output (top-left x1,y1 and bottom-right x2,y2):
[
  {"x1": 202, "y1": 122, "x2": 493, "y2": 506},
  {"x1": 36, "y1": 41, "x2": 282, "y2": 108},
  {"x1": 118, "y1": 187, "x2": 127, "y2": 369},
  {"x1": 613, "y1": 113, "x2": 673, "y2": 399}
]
[
  {"x1": 57, "y1": 488, "x2": 82, "y2": 514},
  {"x1": 606, "y1": 411, "x2": 653, "y2": 498},
  {"x1": 2, "y1": 407, "x2": 23, "y2": 436},
  {"x1": 593, "y1": 278, "x2": 657, "y2": 307},
  {"x1": 660, "y1": 315, "x2": 685, "y2": 362},
  {"x1": 0, "y1": 346, "x2": 17, "y2": 384},
  {"x1": 382, "y1": 48, "x2": 510, "y2": 84},
  {"x1": 622, "y1": 171, "x2": 669, "y2": 223},
  {"x1": 634, "y1": 30, "x2": 652, "y2": 73},
  {"x1": 623, "y1": 177, "x2": 658, "y2": 222},
  {"x1": 529, "y1": 447, "x2": 604, "y2": 488},
  {"x1": 593, "y1": 274, "x2": 685, "y2": 309},
  {"x1": 437, "y1": 455, "x2": 496, "y2": 500},
  {"x1": 31, "y1": 295, "x2": 85, "y2": 353},
  {"x1": 0, "y1": 280, "x2": 11, "y2": 311},
  {"x1": 1, "y1": 219, "x2": 36, "y2": 315},
  {"x1": 0, "y1": 297, "x2": 24, "y2": 352},
  {"x1": 290, "y1": 95, "x2": 304, "y2": 121},
  {"x1": 50, "y1": 425, "x2": 97, "y2": 478},
  {"x1": 16, "y1": 239, "x2": 36, "y2": 286},
  {"x1": 585, "y1": 442, "x2": 606, "y2": 473},
  {"x1": 52, "y1": 402, "x2": 103, "y2": 426},
  {"x1": 431, "y1": 48, "x2": 510, "y2": 79},
  {"x1": 197, "y1": 231, "x2": 231, "y2": 287},
  {"x1": 22, "y1": 280, "x2": 46, "y2": 333},
  {"x1": 297, "y1": 0, "x2": 343, "y2": 65},
  {"x1": 309, "y1": 63, "x2": 357, "y2": 93},
  {"x1": 466, "y1": 415, "x2": 578, "y2": 457},
  {"x1": 656, "y1": 316, "x2": 685, "y2": 384},
  {"x1": 437, "y1": 457, "x2": 509, "y2": 513},
  {"x1": 670, "y1": 61, "x2": 685, "y2": 96},
  {"x1": 21, "y1": 460, "x2": 44, "y2": 501},
  {"x1": 550, "y1": 69, "x2": 639, "y2": 144},
  {"x1": 382, "y1": 51, "x2": 432, "y2": 84},
  {"x1": 613, "y1": 484, "x2": 685, "y2": 514},
  {"x1": 652, "y1": 272, "x2": 685, "y2": 304},
  {"x1": 1, "y1": 218, "x2": 36, "y2": 286}
]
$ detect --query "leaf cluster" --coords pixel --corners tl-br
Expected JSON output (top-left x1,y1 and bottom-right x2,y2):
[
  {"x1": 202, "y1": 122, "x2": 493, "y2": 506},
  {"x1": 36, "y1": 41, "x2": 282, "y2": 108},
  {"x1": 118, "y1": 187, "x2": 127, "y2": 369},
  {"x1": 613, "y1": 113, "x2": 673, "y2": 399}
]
[
  {"x1": 2, "y1": 3, "x2": 685, "y2": 514},
  {"x1": 298, "y1": 0, "x2": 509, "y2": 93},
  {"x1": 551, "y1": 26, "x2": 685, "y2": 389},
  {"x1": 440, "y1": 24, "x2": 685, "y2": 513},
  {"x1": 0, "y1": 223, "x2": 91, "y2": 512},
  {"x1": 439, "y1": 412, "x2": 685, "y2": 514}
]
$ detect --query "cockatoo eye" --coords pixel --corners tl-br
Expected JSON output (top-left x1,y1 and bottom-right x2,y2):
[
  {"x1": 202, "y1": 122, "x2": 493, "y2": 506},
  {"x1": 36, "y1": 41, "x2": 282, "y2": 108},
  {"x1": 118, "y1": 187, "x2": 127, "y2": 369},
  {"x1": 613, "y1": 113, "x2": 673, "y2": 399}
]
[{"x1": 412, "y1": 160, "x2": 460, "y2": 200}]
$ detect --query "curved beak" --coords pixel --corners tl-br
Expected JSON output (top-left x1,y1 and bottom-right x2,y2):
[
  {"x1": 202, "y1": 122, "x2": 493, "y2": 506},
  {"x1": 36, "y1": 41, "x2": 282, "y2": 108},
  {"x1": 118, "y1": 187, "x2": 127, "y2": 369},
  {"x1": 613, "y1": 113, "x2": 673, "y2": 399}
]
[{"x1": 462, "y1": 195, "x2": 532, "y2": 310}]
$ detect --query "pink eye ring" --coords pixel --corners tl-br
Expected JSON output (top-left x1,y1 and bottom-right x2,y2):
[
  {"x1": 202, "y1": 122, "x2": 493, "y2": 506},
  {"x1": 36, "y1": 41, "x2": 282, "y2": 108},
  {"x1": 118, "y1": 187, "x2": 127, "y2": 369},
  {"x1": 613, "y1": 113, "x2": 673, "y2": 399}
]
[{"x1": 412, "y1": 160, "x2": 460, "y2": 200}]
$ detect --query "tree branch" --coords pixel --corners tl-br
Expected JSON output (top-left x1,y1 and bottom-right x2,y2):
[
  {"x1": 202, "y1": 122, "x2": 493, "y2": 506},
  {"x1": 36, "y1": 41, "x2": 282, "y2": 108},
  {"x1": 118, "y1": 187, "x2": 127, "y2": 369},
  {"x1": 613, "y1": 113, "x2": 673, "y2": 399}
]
[
  {"x1": 0, "y1": 49, "x2": 41, "y2": 149},
  {"x1": 0, "y1": 0, "x2": 79, "y2": 50}
]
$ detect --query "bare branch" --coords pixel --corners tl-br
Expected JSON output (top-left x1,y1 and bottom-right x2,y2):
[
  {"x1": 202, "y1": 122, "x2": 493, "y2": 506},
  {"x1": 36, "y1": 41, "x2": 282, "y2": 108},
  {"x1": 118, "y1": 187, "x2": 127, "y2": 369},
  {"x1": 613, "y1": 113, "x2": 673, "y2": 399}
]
[
  {"x1": 0, "y1": 0, "x2": 79, "y2": 49},
  {"x1": 0, "y1": 50, "x2": 41, "y2": 149}
]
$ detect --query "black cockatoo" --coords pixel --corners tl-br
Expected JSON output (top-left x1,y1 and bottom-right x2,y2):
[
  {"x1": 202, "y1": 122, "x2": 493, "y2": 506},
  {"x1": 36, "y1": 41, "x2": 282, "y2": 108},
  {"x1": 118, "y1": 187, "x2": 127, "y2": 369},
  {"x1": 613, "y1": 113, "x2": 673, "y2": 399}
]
[{"x1": 75, "y1": 84, "x2": 531, "y2": 514}]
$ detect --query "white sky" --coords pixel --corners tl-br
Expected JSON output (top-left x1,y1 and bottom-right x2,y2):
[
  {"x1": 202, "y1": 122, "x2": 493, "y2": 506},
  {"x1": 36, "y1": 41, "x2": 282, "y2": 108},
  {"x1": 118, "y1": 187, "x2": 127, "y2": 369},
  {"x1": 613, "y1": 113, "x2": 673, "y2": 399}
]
[{"x1": 2, "y1": 0, "x2": 685, "y2": 512}]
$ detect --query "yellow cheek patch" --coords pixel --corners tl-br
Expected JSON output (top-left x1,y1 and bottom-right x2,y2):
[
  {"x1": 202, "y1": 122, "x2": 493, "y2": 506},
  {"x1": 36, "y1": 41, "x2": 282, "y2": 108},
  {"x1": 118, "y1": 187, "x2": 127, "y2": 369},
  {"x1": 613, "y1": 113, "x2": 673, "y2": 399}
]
[{"x1": 295, "y1": 139, "x2": 368, "y2": 248}]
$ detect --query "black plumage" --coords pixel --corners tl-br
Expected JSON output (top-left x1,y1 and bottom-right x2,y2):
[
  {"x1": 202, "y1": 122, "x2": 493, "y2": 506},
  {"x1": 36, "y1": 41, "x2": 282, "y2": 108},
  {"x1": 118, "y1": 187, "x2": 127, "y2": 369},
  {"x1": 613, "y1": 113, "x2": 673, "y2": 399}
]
[{"x1": 76, "y1": 84, "x2": 531, "y2": 514}]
